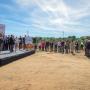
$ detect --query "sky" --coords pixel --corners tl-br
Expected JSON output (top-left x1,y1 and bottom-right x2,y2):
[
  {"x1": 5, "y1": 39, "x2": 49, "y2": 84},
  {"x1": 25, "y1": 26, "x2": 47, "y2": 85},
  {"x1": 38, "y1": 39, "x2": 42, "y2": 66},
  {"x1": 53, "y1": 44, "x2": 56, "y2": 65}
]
[{"x1": 0, "y1": 0, "x2": 90, "y2": 37}]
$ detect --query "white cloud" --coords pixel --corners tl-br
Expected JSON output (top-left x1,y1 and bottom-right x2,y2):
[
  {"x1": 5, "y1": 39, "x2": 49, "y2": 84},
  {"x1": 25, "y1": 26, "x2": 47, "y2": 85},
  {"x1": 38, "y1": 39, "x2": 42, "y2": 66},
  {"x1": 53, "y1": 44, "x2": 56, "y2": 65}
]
[
  {"x1": 15, "y1": 0, "x2": 30, "y2": 7},
  {"x1": 5, "y1": 0, "x2": 90, "y2": 36}
]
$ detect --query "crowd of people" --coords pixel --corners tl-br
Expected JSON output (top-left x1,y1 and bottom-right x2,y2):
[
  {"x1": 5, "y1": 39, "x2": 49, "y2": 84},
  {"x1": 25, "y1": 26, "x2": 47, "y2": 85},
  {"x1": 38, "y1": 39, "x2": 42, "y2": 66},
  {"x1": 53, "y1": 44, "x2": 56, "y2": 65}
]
[
  {"x1": 0, "y1": 35, "x2": 33, "y2": 53},
  {"x1": 35, "y1": 40, "x2": 87, "y2": 55},
  {"x1": 0, "y1": 35, "x2": 90, "y2": 56}
]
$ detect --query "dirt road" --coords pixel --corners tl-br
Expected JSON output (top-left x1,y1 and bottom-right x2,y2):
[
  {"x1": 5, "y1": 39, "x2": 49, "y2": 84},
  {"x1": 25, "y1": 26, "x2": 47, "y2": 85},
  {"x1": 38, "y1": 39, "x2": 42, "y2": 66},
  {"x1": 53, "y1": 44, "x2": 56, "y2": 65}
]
[{"x1": 0, "y1": 52, "x2": 90, "y2": 90}]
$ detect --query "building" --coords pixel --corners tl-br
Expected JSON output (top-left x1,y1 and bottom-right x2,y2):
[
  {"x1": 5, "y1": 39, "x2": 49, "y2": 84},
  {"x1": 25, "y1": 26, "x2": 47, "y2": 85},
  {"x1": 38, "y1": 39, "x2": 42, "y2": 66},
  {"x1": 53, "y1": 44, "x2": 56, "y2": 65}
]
[{"x1": 0, "y1": 24, "x2": 5, "y2": 38}]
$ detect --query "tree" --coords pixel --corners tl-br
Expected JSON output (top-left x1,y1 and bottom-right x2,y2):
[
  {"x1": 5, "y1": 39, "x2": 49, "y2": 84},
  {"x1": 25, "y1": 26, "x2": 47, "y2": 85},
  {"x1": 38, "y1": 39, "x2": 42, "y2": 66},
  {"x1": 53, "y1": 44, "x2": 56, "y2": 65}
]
[{"x1": 68, "y1": 36, "x2": 76, "y2": 41}]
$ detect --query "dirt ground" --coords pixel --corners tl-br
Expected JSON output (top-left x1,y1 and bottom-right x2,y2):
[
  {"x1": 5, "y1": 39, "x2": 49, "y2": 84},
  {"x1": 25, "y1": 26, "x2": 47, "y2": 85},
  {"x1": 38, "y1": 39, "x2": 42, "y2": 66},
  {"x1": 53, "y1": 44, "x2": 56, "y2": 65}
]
[{"x1": 0, "y1": 51, "x2": 90, "y2": 90}]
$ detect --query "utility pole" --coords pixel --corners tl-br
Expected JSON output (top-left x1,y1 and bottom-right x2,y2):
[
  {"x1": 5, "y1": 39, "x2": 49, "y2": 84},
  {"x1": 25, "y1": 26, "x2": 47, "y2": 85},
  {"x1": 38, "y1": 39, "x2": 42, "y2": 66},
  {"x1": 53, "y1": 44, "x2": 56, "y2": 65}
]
[{"x1": 63, "y1": 30, "x2": 64, "y2": 40}]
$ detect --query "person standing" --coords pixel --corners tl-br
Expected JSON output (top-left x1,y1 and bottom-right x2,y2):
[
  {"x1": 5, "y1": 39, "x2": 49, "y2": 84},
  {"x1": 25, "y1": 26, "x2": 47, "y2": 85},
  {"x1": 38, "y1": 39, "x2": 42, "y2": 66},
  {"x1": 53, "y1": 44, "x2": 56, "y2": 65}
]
[
  {"x1": 3, "y1": 36, "x2": 6, "y2": 51},
  {"x1": 54, "y1": 41, "x2": 58, "y2": 52},
  {"x1": 61, "y1": 41, "x2": 65, "y2": 54},
  {"x1": 80, "y1": 41, "x2": 84, "y2": 50},
  {"x1": 65, "y1": 40, "x2": 70, "y2": 54},
  {"x1": 70, "y1": 40, "x2": 75, "y2": 55},
  {"x1": 41, "y1": 40, "x2": 45, "y2": 51},
  {"x1": 57, "y1": 41, "x2": 60, "y2": 53},
  {"x1": 3, "y1": 36, "x2": 8, "y2": 51},
  {"x1": 9, "y1": 35, "x2": 15, "y2": 52},
  {"x1": 7, "y1": 35, "x2": 10, "y2": 51},
  {"x1": 0, "y1": 37, "x2": 3, "y2": 52},
  {"x1": 75, "y1": 41, "x2": 79, "y2": 53},
  {"x1": 45, "y1": 41, "x2": 50, "y2": 52},
  {"x1": 38, "y1": 42, "x2": 41, "y2": 51},
  {"x1": 22, "y1": 36, "x2": 26, "y2": 50},
  {"x1": 25, "y1": 35, "x2": 33, "y2": 50},
  {"x1": 19, "y1": 36, "x2": 23, "y2": 50},
  {"x1": 85, "y1": 40, "x2": 90, "y2": 57},
  {"x1": 50, "y1": 42, "x2": 54, "y2": 52},
  {"x1": 15, "y1": 37, "x2": 19, "y2": 52}
]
